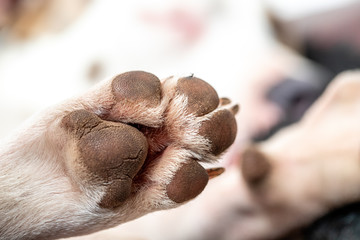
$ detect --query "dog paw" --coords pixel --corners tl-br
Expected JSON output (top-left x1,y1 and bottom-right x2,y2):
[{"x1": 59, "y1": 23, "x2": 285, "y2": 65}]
[
  {"x1": 0, "y1": 71, "x2": 237, "y2": 239},
  {"x1": 58, "y1": 71, "x2": 237, "y2": 218},
  {"x1": 0, "y1": 71, "x2": 238, "y2": 239}
]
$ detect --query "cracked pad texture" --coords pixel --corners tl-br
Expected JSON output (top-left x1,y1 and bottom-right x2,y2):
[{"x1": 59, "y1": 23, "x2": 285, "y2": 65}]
[{"x1": 62, "y1": 110, "x2": 148, "y2": 208}]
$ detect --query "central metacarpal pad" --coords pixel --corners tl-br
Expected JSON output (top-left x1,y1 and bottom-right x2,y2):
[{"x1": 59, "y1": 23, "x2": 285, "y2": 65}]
[
  {"x1": 62, "y1": 110, "x2": 148, "y2": 208},
  {"x1": 78, "y1": 124, "x2": 147, "y2": 181}
]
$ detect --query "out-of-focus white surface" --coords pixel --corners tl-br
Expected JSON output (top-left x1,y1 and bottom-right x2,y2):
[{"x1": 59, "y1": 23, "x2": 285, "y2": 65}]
[
  {"x1": 1, "y1": 0, "x2": 355, "y2": 138},
  {"x1": 0, "y1": 0, "x2": 355, "y2": 136},
  {"x1": 0, "y1": 0, "x2": 273, "y2": 137}
]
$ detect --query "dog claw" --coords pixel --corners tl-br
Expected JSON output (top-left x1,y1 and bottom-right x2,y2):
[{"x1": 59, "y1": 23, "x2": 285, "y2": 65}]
[
  {"x1": 219, "y1": 97, "x2": 231, "y2": 106},
  {"x1": 231, "y1": 104, "x2": 240, "y2": 115},
  {"x1": 206, "y1": 167, "x2": 225, "y2": 179}
]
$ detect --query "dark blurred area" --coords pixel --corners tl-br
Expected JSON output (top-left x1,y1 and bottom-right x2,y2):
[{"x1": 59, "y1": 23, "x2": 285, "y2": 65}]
[{"x1": 303, "y1": 202, "x2": 360, "y2": 240}]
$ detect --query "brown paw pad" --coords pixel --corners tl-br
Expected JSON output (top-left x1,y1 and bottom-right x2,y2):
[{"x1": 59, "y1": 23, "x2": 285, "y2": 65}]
[
  {"x1": 176, "y1": 76, "x2": 219, "y2": 116},
  {"x1": 166, "y1": 160, "x2": 209, "y2": 203},
  {"x1": 199, "y1": 109, "x2": 237, "y2": 155},
  {"x1": 111, "y1": 71, "x2": 162, "y2": 107},
  {"x1": 241, "y1": 147, "x2": 271, "y2": 185},
  {"x1": 62, "y1": 110, "x2": 148, "y2": 208}
]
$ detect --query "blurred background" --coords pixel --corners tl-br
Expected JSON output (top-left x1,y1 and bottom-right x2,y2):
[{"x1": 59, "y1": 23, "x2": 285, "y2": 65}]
[
  {"x1": 1, "y1": 0, "x2": 360, "y2": 239},
  {"x1": 1, "y1": 0, "x2": 359, "y2": 140}
]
